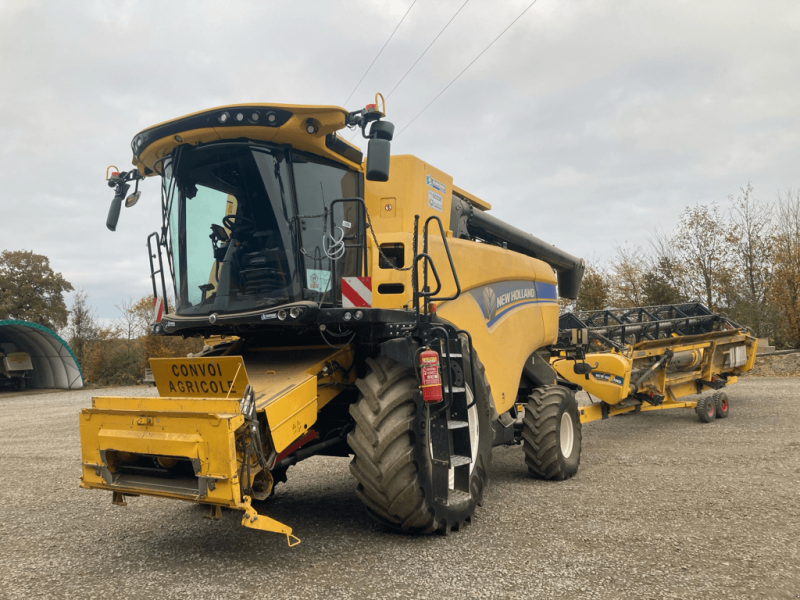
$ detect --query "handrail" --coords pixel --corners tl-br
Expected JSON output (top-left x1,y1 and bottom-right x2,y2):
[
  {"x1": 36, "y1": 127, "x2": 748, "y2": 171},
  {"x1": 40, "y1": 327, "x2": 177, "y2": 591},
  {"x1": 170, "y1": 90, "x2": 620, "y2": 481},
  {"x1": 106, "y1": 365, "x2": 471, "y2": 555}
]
[{"x1": 147, "y1": 232, "x2": 168, "y2": 306}]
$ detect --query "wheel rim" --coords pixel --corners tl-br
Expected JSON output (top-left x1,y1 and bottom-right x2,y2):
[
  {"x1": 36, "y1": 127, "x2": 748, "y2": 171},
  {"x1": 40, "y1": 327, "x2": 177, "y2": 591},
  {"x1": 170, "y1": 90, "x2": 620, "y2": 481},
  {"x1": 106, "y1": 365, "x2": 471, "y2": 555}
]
[
  {"x1": 707, "y1": 402, "x2": 714, "y2": 417},
  {"x1": 467, "y1": 386, "x2": 479, "y2": 474},
  {"x1": 721, "y1": 399, "x2": 728, "y2": 411},
  {"x1": 560, "y1": 412, "x2": 574, "y2": 458}
]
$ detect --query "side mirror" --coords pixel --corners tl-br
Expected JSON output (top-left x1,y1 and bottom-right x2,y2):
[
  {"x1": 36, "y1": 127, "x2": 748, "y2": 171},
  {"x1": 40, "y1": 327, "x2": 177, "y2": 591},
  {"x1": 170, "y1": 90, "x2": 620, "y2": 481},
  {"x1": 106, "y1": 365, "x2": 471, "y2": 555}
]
[
  {"x1": 366, "y1": 138, "x2": 391, "y2": 182},
  {"x1": 125, "y1": 191, "x2": 141, "y2": 208},
  {"x1": 366, "y1": 120, "x2": 394, "y2": 182}
]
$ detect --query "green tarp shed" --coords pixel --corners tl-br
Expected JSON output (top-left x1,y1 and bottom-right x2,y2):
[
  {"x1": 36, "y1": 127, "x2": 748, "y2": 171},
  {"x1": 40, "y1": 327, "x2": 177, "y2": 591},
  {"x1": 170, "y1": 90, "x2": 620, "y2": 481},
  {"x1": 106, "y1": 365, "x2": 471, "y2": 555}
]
[{"x1": 0, "y1": 320, "x2": 83, "y2": 389}]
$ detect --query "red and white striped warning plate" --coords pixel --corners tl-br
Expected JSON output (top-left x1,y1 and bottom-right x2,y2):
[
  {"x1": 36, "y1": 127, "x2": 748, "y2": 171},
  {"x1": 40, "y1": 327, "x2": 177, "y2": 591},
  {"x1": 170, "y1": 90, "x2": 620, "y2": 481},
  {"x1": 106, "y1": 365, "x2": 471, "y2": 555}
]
[
  {"x1": 341, "y1": 277, "x2": 372, "y2": 308},
  {"x1": 152, "y1": 296, "x2": 164, "y2": 323}
]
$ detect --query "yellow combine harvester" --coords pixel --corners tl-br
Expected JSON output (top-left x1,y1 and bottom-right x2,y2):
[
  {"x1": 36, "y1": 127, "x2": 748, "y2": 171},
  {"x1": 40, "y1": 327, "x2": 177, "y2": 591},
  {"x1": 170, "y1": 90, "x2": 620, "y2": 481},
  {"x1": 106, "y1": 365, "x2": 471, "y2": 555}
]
[{"x1": 80, "y1": 97, "x2": 755, "y2": 545}]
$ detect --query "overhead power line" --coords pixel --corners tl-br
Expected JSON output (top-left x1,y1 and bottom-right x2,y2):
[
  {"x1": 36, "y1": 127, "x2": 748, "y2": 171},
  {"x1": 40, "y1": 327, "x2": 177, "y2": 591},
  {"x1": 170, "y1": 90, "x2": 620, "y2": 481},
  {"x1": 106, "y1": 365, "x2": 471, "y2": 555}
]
[
  {"x1": 386, "y1": 0, "x2": 471, "y2": 99},
  {"x1": 396, "y1": 0, "x2": 539, "y2": 138},
  {"x1": 342, "y1": 0, "x2": 418, "y2": 108}
]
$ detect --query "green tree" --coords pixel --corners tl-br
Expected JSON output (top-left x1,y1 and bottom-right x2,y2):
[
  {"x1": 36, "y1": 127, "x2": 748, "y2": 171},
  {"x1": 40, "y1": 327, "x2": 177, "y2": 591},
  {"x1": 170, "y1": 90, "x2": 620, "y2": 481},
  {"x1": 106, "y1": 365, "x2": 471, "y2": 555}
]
[
  {"x1": 642, "y1": 256, "x2": 686, "y2": 306},
  {"x1": 642, "y1": 227, "x2": 687, "y2": 306},
  {"x1": 0, "y1": 250, "x2": 73, "y2": 330},
  {"x1": 575, "y1": 263, "x2": 610, "y2": 312}
]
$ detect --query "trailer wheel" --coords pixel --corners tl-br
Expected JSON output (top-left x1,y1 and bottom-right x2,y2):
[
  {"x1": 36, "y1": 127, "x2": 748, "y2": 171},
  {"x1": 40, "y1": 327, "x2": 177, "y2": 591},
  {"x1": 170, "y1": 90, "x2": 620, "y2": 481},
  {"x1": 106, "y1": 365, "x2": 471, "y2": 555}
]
[
  {"x1": 522, "y1": 386, "x2": 582, "y2": 480},
  {"x1": 695, "y1": 395, "x2": 716, "y2": 423},
  {"x1": 713, "y1": 392, "x2": 729, "y2": 419},
  {"x1": 347, "y1": 351, "x2": 492, "y2": 534}
]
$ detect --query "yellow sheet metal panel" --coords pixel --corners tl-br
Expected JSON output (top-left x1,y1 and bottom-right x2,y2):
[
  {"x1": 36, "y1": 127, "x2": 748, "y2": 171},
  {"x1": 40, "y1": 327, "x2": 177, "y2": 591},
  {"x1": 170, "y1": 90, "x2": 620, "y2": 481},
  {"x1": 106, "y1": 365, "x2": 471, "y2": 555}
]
[
  {"x1": 369, "y1": 232, "x2": 557, "y2": 311},
  {"x1": 79, "y1": 408, "x2": 244, "y2": 507},
  {"x1": 149, "y1": 356, "x2": 249, "y2": 398},
  {"x1": 437, "y1": 285, "x2": 549, "y2": 415},
  {"x1": 134, "y1": 104, "x2": 356, "y2": 175},
  {"x1": 263, "y1": 377, "x2": 318, "y2": 452},
  {"x1": 667, "y1": 380, "x2": 699, "y2": 401},
  {"x1": 245, "y1": 349, "x2": 331, "y2": 403},
  {"x1": 554, "y1": 353, "x2": 632, "y2": 405},
  {"x1": 91, "y1": 396, "x2": 241, "y2": 414},
  {"x1": 97, "y1": 429, "x2": 207, "y2": 458},
  {"x1": 578, "y1": 400, "x2": 696, "y2": 424}
]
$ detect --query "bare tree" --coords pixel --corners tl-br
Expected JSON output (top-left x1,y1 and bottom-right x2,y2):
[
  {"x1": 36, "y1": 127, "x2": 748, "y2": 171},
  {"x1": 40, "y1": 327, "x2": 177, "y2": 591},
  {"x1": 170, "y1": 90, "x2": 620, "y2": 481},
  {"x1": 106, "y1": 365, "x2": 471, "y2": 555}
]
[
  {"x1": 67, "y1": 289, "x2": 99, "y2": 368},
  {"x1": 674, "y1": 202, "x2": 732, "y2": 310},
  {"x1": 727, "y1": 183, "x2": 775, "y2": 335},
  {"x1": 608, "y1": 244, "x2": 647, "y2": 308},
  {"x1": 115, "y1": 297, "x2": 151, "y2": 355},
  {"x1": 770, "y1": 188, "x2": 800, "y2": 347}
]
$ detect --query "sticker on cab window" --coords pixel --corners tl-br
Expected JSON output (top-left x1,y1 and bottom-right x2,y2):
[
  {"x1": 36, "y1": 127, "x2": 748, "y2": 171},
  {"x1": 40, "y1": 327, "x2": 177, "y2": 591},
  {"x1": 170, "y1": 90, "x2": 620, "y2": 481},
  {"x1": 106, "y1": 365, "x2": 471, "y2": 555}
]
[{"x1": 307, "y1": 269, "x2": 331, "y2": 292}]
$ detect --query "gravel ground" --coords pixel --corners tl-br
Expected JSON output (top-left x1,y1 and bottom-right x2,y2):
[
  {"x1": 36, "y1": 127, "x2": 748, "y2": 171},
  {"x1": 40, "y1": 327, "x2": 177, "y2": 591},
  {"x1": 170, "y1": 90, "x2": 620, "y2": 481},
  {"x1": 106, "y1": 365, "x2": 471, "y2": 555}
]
[
  {"x1": 1, "y1": 379, "x2": 798, "y2": 599},
  {"x1": 747, "y1": 352, "x2": 800, "y2": 377}
]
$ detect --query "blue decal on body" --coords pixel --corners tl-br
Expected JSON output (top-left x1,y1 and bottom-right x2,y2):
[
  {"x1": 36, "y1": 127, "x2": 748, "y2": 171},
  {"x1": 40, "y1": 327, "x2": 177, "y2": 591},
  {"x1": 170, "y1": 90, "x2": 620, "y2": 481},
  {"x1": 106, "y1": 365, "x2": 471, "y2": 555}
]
[
  {"x1": 535, "y1": 281, "x2": 557, "y2": 300},
  {"x1": 468, "y1": 280, "x2": 557, "y2": 327},
  {"x1": 592, "y1": 372, "x2": 624, "y2": 386}
]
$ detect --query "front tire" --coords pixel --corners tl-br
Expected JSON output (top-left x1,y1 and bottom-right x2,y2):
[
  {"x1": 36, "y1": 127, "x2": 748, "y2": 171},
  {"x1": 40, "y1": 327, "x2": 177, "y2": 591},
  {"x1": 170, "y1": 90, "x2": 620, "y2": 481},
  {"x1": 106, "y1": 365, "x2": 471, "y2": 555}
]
[
  {"x1": 522, "y1": 386, "x2": 582, "y2": 480},
  {"x1": 347, "y1": 353, "x2": 492, "y2": 534}
]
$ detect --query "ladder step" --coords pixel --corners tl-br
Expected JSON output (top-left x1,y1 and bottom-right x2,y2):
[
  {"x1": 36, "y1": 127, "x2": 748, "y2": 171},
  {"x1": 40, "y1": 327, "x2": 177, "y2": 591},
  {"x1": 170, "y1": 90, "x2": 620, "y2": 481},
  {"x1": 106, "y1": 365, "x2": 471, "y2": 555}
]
[
  {"x1": 443, "y1": 387, "x2": 466, "y2": 393},
  {"x1": 448, "y1": 489, "x2": 472, "y2": 505},
  {"x1": 445, "y1": 353, "x2": 462, "y2": 358},
  {"x1": 448, "y1": 420, "x2": 469, "y2": 430},
  {"x1": 450, "y1": 455, "x2": 471, "y2": 467}
]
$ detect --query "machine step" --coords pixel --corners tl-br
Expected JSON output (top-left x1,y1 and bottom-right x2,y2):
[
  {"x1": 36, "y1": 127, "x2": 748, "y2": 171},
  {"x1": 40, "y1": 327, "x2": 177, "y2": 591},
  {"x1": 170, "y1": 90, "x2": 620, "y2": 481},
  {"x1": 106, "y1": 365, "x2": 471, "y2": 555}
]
[
  {"x1": 450, "y1": 455, "x2": 471, "y2": 467},
  {"x1": 448, "y1": 489, "x2": 472, "y2": 505}
]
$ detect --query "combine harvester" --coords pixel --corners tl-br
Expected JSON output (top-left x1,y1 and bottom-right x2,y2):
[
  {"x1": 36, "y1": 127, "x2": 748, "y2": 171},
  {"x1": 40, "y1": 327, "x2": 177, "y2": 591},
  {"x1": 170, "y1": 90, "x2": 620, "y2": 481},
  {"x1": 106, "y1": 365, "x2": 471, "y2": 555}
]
[{"x1": 79, "y1": 97, "x2": 756, "y2": 545}]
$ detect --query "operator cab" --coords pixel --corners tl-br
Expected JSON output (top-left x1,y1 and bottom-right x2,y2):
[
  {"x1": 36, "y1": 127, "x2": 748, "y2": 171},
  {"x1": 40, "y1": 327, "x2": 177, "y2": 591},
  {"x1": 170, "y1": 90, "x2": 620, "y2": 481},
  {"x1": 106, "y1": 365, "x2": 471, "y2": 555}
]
[
  {"x1": 164, "y1": 142, "x2": 361, "y2": 316},
  {"x1": 104, "y1": 100, "x2": 393, "y2": 329}
]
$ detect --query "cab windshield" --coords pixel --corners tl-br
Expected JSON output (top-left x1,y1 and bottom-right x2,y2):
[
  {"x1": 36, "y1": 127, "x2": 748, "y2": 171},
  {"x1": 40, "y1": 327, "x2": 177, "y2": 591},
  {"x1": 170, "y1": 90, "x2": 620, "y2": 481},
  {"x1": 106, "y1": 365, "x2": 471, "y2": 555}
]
[{"x1": 162, "y1": 142, "x2": 361, "y2": 316}]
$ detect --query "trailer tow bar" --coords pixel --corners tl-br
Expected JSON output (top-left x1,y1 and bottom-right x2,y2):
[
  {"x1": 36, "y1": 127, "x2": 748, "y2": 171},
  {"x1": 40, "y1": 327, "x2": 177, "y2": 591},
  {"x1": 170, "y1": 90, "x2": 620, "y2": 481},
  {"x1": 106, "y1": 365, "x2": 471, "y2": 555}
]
[{"x1": 240, "y1": 496, "x2": 301, "y2": 547}]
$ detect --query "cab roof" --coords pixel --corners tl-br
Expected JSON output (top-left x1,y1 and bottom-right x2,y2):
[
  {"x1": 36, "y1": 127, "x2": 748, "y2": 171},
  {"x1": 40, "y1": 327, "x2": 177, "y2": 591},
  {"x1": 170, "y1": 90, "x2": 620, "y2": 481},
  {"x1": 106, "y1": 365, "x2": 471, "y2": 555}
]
[{"x1": 131, "y1": 103, "x2": 363, "y2": 176}]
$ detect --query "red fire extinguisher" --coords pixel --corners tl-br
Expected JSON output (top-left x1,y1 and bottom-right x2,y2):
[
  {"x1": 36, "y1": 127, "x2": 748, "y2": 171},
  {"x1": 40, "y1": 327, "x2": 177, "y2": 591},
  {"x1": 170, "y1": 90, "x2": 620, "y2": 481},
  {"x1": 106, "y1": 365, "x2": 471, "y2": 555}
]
[{"x1": 419, "y1": 348, "x2": 443, "y2": 403}]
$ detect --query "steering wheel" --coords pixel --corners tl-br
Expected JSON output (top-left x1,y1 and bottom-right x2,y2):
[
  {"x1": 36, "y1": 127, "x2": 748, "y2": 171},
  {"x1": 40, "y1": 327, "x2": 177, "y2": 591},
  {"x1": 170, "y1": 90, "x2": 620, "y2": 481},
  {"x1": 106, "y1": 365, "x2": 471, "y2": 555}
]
[{"x1": 222, "y1": 214, "x2": 256, "y2": 235}]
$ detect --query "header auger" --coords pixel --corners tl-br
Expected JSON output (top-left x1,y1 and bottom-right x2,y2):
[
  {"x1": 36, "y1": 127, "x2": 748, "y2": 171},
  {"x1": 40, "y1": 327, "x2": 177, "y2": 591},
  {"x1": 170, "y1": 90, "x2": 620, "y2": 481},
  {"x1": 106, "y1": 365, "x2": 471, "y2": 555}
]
[{"x1": 81, "y1": 97, "x2": 754, "y2": 546}]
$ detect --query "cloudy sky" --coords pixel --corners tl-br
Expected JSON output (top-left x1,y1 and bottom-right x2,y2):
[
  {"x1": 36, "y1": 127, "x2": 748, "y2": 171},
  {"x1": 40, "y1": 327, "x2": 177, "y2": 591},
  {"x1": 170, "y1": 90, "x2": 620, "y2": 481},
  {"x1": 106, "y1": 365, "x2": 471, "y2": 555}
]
[{"x1": 2, "y1": 0, "x2": 799, "y2": 319}]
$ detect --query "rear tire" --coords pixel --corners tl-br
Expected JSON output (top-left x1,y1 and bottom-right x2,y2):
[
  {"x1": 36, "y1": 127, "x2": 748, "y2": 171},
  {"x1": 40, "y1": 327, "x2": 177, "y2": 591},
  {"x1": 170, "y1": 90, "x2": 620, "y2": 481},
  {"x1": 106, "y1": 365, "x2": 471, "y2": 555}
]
[
  {"x1": 347, "y1": 352, "x2": 492, "y2": 533},
  {"x1": 695, "y1": 395, "x2": 716, "y2": 423},
  {"x1": 713, "y1": 391, "x2": 729, "y2": 419},
  {"x1": 522, "y1": 386, "x2": 582, "y2": 480}
]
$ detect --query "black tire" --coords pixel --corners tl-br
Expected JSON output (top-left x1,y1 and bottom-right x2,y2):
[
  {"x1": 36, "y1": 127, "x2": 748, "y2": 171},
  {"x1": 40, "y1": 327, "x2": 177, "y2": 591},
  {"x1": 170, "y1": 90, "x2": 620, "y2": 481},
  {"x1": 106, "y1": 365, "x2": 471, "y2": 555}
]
[
  {"x1": 713, "y1": 391, "x2": 729, "y2": 419},
  {"x1": 695, "y1": 395, "x2": 716, "y2": 423},
  {"x1": 347, "y1": 352, "x2": 492, "y2": 534},
  {"x1": 522, "y1": 386, "x2": 582, "y2": 480}
]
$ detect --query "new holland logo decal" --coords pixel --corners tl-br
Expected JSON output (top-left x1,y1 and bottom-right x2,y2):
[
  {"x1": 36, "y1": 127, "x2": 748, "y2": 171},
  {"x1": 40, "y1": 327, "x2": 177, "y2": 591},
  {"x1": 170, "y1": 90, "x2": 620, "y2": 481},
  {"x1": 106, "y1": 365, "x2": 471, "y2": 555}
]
[{"x1": 469, "y1": 280, "x2": 557, "y2": 328}]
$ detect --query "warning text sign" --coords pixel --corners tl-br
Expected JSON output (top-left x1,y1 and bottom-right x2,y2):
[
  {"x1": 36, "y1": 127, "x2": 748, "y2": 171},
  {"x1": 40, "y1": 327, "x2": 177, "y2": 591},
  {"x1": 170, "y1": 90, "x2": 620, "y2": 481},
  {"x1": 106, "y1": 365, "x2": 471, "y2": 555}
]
[{"x1": 149, "y1": 356, "x2": 249, "y2": 398}]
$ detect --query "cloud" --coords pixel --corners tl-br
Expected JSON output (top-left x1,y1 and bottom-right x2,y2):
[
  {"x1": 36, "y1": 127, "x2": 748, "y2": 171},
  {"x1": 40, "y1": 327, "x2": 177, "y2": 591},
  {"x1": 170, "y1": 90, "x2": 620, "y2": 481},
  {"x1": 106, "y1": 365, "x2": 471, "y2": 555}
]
[{"x1": 1, "y1": 0, "x2": 799, "y2": 316}]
